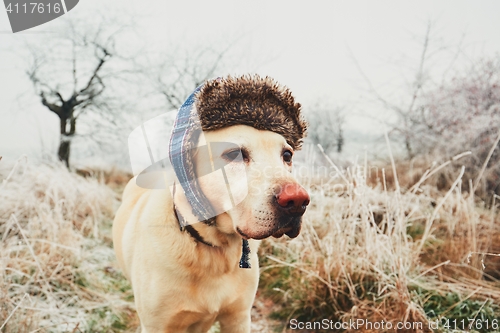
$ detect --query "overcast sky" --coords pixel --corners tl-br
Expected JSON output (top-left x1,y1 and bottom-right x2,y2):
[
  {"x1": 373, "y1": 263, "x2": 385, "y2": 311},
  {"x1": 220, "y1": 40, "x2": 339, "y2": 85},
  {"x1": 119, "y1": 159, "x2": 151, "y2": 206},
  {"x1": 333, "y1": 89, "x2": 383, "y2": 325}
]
[{"x1": 1, "y1": 0, "x2": 499, "y2": 167}]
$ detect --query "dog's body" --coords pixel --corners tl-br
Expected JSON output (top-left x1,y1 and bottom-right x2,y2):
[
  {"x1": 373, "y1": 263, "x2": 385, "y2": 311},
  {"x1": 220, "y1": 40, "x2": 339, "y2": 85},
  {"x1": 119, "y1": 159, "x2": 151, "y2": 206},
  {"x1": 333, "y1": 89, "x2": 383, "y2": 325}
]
[
  {"x1": 113, "y1": 151, "x2": 260, "y2": 332},
  {"x1": 113, "y1": 77, "x2": 309, "y2": 333}
]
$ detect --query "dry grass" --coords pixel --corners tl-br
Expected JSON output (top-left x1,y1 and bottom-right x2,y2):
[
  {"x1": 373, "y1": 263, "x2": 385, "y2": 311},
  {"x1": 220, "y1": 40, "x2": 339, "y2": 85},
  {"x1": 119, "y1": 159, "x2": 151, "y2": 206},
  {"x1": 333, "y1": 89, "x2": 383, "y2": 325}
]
[
  {"x1": 259, "y1": 149, "x2": 500, "y2": 332},
  {"x1": 0, "y1": 157, "x2": 136, "y2": 333},
  {"x1": 1, "y1": 148, "x2": 499, "y2": 333}
]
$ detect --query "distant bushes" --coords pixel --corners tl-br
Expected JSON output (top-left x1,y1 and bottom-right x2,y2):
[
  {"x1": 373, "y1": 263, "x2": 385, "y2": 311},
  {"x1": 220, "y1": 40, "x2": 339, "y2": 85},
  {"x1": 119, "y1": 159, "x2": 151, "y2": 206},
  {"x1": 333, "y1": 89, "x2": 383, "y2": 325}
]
[{"x1": 395, "y1": 57, "x2": 500, "y2": 199}]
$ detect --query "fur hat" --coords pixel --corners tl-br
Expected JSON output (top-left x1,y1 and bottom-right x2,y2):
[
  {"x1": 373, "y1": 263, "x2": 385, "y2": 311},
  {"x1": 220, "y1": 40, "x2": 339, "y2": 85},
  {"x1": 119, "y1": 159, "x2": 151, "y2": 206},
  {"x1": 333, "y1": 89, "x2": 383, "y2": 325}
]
[{"x1": 195, "y1": 75, "x2": 307, "y2": 149}]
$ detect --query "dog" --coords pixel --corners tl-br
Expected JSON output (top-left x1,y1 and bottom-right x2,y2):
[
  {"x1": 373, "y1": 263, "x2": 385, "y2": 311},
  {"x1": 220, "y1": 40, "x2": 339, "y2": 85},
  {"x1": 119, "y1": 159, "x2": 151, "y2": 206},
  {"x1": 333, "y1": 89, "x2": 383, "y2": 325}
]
[{"x1": 113, "y1": 76, "x2": 310, "y2": 333}]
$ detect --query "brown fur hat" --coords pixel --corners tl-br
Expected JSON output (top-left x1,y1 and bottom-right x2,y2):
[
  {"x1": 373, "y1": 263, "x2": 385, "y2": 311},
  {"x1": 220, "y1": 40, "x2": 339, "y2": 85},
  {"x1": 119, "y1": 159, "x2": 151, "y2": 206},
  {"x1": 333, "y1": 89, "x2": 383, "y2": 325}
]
[{"x1": 195, "y1": 75, "x2": 307, "y2": 149}]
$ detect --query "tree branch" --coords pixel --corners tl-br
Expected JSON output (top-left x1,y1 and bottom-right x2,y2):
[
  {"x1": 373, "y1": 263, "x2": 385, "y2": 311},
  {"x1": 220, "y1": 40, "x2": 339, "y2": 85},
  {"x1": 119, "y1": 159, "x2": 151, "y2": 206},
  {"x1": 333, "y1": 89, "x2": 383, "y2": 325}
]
[
  {"x1": 40, "y1": 92, "x2": 62, "y2": 117},
  {"x1": 79, "y1": 44, "x2": 111, "y2": 95}
]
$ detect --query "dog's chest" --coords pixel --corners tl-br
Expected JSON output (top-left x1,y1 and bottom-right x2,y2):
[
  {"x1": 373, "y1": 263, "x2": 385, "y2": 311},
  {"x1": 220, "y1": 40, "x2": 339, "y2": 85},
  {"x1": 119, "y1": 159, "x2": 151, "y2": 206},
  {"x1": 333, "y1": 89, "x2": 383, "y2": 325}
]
[{"x1": 188, "y1": 262, "x2": 258, "y2": 311}]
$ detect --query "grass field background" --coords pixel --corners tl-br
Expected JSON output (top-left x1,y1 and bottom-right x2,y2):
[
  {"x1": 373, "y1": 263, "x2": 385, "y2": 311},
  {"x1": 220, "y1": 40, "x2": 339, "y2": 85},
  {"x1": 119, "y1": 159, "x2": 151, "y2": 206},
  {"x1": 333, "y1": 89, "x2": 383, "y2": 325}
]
[{"x1": 0, "y1": 149, "x2": 499, "y2": 332}]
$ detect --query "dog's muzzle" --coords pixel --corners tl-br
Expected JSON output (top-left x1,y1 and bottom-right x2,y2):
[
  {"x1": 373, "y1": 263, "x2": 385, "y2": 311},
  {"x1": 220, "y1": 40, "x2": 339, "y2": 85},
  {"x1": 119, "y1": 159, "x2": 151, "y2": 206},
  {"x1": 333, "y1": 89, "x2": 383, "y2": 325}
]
[{"x1": 271, "y1": 183, "x2": 310, "y2": 239}]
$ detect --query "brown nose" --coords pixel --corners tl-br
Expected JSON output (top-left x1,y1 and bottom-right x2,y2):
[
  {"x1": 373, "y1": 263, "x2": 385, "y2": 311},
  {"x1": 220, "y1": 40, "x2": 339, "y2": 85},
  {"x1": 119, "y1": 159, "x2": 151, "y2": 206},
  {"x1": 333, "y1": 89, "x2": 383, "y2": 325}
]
[{"x1": 276, "y1": 183, "x2": 310, "y2": 214}]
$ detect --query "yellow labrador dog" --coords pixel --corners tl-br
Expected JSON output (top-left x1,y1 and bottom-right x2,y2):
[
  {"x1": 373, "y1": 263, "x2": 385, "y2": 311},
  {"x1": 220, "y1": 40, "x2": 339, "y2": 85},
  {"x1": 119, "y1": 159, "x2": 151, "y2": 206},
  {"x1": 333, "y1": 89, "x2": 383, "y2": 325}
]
[{"x1": 113, "y1": 76, "x2": 309, "y2": 333}]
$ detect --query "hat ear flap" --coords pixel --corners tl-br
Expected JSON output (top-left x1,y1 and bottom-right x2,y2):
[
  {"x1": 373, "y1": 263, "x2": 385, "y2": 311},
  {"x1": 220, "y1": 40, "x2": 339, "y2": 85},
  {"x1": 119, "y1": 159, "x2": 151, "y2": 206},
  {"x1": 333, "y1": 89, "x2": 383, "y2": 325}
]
[{"x1": 169, "y1": 86, "x2": 216, "y2": 225}]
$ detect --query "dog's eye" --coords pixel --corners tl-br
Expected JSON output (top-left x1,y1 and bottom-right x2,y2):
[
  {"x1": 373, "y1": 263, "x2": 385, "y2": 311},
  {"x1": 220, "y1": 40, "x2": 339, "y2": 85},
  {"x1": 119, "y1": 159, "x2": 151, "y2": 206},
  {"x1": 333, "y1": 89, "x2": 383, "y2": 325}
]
[
  {"x1": 283, "y1": 150, "x2": 293, "y2": 163},
  {"x1": 222, "y1": 149, "x2": 242, "y2": 162}
]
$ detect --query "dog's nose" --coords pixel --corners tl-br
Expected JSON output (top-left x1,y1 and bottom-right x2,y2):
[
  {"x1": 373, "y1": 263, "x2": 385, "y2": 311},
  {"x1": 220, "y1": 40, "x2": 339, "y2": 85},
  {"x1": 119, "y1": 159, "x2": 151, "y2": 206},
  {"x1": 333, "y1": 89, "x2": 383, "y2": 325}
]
[{"x1": 276, "y1": 183, "x2": 310, "y2": 214}]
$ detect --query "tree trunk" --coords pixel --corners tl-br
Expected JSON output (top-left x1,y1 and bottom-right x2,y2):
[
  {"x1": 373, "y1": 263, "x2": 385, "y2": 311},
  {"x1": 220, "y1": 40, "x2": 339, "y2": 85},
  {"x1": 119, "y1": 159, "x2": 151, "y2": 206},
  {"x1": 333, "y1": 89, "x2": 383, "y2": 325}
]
[
  {"x1": 337, "y1": 128, "x2": 344, "y2": 153},
  {"x1": 405, "y1": 135, "x2": 414, "y2": 159},
  {"x1": 58, "y1": 140, "x2": 71, "y2": 168},
  {"x1": 58, "y1": 117, "x2": 74, "y2": 168}
]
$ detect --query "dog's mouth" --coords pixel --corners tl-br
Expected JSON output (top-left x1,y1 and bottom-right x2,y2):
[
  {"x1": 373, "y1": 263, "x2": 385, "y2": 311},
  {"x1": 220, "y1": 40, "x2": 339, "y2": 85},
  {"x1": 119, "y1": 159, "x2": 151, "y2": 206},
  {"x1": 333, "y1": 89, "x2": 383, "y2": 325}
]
[
  {"x1": 271, "y1": 218, "x2": 301, "y2": 239},
  {"x1": 236, "y1": 217, "x2": 302, "y2": 240}
]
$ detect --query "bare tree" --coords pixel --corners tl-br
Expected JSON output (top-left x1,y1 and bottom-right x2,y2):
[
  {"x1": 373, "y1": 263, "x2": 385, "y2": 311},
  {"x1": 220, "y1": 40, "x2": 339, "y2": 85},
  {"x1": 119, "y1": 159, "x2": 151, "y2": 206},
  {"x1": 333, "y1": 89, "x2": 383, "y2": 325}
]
[
  {"x1": 352, "y1": 21, "x2": 463, "y2": 159},
  {"x1": 141, "y1": 40, "x2": 239, "y2": 110},
  {"x1": 307, "y1": 103, "x2": 346, "y2": 155},
  {"x1": 354, "y1": 21, "x2": 500, "y2": 196},
  {"x1": 25, "y1": 17, "x2": 132, "y2": 167}
]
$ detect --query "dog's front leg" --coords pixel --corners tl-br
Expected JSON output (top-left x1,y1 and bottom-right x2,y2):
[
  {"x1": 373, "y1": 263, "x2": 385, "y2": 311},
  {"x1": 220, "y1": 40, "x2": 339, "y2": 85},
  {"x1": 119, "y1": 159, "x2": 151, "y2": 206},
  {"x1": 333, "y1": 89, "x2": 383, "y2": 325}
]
[{"x1": 218, "y1": 310, "x2": 251, "y2": 333}]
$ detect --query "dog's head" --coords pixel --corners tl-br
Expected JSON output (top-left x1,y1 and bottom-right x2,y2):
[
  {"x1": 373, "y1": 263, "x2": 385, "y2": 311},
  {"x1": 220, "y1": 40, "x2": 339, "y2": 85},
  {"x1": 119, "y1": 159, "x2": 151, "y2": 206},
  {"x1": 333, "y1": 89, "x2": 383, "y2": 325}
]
[{"x1": 170, "y1": 75, "x2": 309, "y2": 240}]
